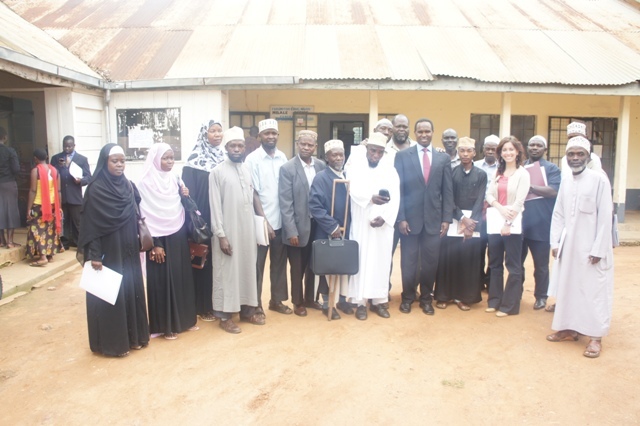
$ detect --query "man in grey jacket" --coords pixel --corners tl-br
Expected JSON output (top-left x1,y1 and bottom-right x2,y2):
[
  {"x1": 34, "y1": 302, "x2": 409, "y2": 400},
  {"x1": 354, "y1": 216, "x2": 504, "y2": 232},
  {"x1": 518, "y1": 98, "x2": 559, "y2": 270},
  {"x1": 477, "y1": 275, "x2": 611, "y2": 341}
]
[{"x1": 279, "y1": 130, "x2": 326, "y2": 316}]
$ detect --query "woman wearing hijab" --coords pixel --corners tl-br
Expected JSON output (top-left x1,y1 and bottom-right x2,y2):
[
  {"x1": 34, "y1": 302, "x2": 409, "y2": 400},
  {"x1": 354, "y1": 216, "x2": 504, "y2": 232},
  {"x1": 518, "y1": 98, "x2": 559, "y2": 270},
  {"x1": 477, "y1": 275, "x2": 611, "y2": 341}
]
[
  {"x1": 25, "y1": 148, "x2": 63, "y2": 266},
  {"x1": 181, "y1": 119, "x2": 224, "y2": 322},
  {"x1": 138, "y1": 143, "x2": 198, "y2": 340},
  {"x1": 78, "y1": 144, "x2": 149, "y2": 357}
]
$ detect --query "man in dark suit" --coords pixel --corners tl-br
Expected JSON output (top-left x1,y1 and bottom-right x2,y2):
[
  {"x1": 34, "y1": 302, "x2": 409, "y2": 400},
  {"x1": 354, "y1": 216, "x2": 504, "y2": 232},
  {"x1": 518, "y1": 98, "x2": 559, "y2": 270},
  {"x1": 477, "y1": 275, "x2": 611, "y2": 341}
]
[
  {"x1": 51, "y1": 135, "x2": 91, "y2": 249},
  {"x1": 394, "y1": 118, "x2": 453, "y2": 315},
  {"x1": 279, "y1": 130, "x2": 326, "y2": 316}
]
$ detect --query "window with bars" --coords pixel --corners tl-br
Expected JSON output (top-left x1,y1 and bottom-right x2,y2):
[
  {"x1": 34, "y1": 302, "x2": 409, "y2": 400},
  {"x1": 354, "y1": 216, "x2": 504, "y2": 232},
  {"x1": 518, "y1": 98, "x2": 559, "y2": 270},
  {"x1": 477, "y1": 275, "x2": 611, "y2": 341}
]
[
  {"x1": 548, "y1": 116, "x2": 616, "y2": 182},
  {"x1": 469, "y1": 114, "x2": 536, "y2": 159}
]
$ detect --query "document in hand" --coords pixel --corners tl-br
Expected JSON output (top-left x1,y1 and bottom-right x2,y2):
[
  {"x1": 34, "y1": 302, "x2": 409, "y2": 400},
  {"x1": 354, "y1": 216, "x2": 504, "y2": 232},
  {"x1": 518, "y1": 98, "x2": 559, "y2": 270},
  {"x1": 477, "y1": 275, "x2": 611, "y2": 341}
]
[
  {"x1": 254, "y1": 215, "x2": 269, "y2": 246},
  {"x1": 486, "y1": 206, "x2": 522, "y2": 235},
  {"x1": 69, "y1": 161, "x2": 84, "y2": 180},
  {"x1": 79, "y1": 262, "x2": 123, "y2": 305},
  {"x1": 447, "y1": 209, "x2": 480, "y2": 238},
  {"x1": 524, "y1": 162, "x2": 547, "y2": 201}
]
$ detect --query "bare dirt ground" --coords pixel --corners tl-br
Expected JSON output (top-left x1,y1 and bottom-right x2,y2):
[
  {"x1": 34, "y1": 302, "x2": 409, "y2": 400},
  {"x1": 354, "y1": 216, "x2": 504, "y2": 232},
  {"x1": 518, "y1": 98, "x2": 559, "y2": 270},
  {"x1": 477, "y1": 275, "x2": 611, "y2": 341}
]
[{"x1": 0, "y1": 247, "x2": 639, "y2": 425}]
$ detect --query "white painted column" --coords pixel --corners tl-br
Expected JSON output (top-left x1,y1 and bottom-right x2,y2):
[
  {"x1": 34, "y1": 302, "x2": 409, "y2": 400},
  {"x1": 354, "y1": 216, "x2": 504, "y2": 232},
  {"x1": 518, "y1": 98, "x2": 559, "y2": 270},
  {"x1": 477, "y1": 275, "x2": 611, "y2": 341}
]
[
  {"x1": 369, "y1": 90, "x2": 378, "y2": 134},
  {"x1": 499, "y1": 92, "x2": 512, "y2": 138},
  {"x1": 613, "y1": 96, "x2": 631, "y2": 222},
  {"x1": 43, "y1": 88, "x2": 75, "y2": 154}
]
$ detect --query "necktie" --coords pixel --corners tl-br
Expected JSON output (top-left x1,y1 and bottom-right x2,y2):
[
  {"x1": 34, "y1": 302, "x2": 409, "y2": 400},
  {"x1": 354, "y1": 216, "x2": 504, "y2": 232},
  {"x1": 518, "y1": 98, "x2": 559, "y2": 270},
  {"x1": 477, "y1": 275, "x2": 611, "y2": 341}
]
[{"x1": 423, "y1": 147, "x2": 431, "y2": 185}]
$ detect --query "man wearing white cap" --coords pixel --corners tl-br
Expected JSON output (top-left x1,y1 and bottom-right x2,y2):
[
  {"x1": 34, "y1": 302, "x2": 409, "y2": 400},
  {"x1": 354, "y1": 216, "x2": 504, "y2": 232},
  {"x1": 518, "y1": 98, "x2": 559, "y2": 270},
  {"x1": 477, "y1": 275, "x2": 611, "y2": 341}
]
[
  {"x1": 209, "y1": 127, "x2": 264, "y2": 333},
  {"x1": 245, "y1": 118, "x2": 291, "y2": 316},
  {"x1": 560, "y1": 122, "x2": 603, "y2": 180},
  {"x1": 347, "y1": 132, "x2": 400, "y2": 320},
  {"x1": 546, "y1": 136, "x2": 613, "y2": 359},
  {"x1": 309, "y1": 139, "x2": 352, "y2": 319},
  {"x1": 521, "y1": 135, "x2": 561, "y2": 310},
  {"x1": 279, "y1": 130, "x2": 326, "y2": 316},
  {"x1": 345, "y1": 118, "x2": 394, "y2": 172},
  {"x1": 475, "y1": 134, "x2": 500, "y2": 289}
]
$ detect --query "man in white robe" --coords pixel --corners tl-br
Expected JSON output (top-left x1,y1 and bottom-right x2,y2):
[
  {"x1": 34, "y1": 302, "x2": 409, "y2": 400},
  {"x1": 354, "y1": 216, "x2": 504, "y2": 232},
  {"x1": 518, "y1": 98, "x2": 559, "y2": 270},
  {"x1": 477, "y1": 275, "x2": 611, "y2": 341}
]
[
  {"x1": 348, "y1": 132, "x2": 400, "y2": 320},
  {"x1": 546, "y1": 136, "x2": 613, "y2": 358}
]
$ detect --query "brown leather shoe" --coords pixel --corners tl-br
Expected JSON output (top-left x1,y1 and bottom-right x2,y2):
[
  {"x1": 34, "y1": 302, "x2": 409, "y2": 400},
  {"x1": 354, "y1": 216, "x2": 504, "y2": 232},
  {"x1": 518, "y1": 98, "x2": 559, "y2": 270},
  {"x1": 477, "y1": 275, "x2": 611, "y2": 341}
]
[
  {"x1": 241, "y1": 313, "x2": 266, "y2": 325},
  {"x1": 219, "y1": 319, "x2": 241, "y2": 334},
  {"x1": 294, "y1": 305, "x2": 308, "y2": 317},
  {"x1": 304, "y1": 300, "x2": 323, "y2": 310}
]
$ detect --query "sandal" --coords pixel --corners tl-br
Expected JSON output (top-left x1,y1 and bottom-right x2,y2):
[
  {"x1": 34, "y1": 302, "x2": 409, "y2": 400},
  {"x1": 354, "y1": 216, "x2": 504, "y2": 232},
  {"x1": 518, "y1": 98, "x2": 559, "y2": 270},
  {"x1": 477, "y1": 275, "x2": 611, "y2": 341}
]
[
  {"x1": 188, "y1": 325, "x2": 200, "y2": 331},
  {"x1": 546, "y1": 330, "x2": 579, "y2": 342},
  {"x1": 583, "y1": 339, "x2": 602, "y2": 358},
  {"x1": 198, "y1": 313, "x2": 217, "y2": 322},
  {"x1": 435, "y1": 301, "x2": 447, "y2": 309},
  {"x1": 545, "y1": 303, "x2": 556, "y2": 313},
  {"x1": 117, "y1": 351, "x2": 130, "y2": 358},
  {"x1": 29, "y1": 259, "x2": 48, "y2": 267},
  {"x1": 150, "y1": 333, "x2": 163, "y2": 339},
  {"x1": 6, "y1": 242, "x2": 21, "y2": 249},
  {"x1": 164, "y1": 333, "x2": 178, "y2": 340},
  {"x1": 456, "y1": 301, "x2": 471, "y2": 311}
]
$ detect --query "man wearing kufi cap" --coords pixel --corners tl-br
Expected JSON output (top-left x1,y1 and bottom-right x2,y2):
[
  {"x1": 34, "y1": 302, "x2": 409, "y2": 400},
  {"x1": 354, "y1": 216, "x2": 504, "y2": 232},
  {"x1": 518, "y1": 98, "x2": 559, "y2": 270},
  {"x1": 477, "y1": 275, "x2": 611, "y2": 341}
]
[
  {"x1": 347, "y1": 132, "x2": 400, "y2": 319},
  {"x1": 279, "y1": 129, "x2": 326, "y2": 316},
  {"x1": 520, "y1": 135, "x2": 562, "y2": 311},
  {"x1": 209, "y1": 127, "x2": 264, "y2": 333},
  {"x1": 475, "y1": 134, "x2": 500, "y2": 288},
  {"x1": 561, "y1": 121, "x2": 602, "y2": 180},
  {"x1": 546, "y1": 136, "x2": 614, "y2": 359},
  {"x1": 309, "y1": 139, "x2": 352, "y2": 319},
  {"x1": 434, "y1": 137, "x2": 486, "y2": 311},
  {"x1": 344, "y1": 119, "x2": 394, "y2": 173},
  {"x1": 245, "y1": 118, "x2": 292, "y2": 317}
]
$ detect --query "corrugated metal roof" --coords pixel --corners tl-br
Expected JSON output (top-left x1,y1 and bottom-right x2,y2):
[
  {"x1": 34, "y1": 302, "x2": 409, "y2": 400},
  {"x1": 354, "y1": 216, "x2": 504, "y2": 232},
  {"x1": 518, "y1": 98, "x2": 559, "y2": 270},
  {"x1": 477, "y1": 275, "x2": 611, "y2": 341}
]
[
  {"x1": 2, "y1": 0, "x2": 640, "y2": 86},
  {"x1": 0, "y1": 1, "x2": 100, "y2": 78}
]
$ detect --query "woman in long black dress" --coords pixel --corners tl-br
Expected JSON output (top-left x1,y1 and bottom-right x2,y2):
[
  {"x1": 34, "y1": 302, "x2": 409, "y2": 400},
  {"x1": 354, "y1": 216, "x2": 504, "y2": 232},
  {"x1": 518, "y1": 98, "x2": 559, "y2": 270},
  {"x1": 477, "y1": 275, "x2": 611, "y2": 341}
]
[
  {"x1": 137, "y1": 143, "x2": 198, "y2": 340},
  {"x1": 181, "y1": 119, "x2": 224, "y2": 322},
  {"x1": 77, "y1": 144, "x2": 149, "y2": 357}
]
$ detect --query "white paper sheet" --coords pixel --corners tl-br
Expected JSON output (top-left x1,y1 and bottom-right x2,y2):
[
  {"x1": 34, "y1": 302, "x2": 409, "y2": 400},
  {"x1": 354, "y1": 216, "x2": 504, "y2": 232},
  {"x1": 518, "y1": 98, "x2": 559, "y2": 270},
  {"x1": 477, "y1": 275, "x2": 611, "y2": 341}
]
[
  {"x1": 254, "y1": 215, "x2": 269, "y2": 246},
  {"x1": 79, "y1": 262, "x2": 123, "y2": 305},
  {"x1": 447, "y1": 209, "x2": 480, "y2": 238},
  {"x1": 69, "y1": 162, "x2": 83, "y2": 180},
  {"x1": 486, "y1": 206, "x2": 522, "y2": 235}
]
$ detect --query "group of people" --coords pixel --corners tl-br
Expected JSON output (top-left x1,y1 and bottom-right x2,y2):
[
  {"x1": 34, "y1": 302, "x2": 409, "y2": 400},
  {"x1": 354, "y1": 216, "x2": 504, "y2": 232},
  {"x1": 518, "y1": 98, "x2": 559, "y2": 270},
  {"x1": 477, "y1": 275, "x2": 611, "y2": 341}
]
[{"x1": 11, "y1": 113, "x2": 611, "y2": 360}]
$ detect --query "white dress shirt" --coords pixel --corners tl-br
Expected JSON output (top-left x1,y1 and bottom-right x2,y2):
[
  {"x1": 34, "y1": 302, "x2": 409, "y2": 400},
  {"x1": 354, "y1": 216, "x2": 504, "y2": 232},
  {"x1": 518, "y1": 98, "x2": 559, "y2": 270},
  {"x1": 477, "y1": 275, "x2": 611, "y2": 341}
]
[{"x1": 245, "y1": 146, "x2": 288, "y2": 230}]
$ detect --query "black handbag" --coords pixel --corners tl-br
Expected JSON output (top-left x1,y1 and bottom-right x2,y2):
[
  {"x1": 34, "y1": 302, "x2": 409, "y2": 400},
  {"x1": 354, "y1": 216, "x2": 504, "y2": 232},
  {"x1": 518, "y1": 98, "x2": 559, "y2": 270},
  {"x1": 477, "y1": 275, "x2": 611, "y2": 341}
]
[
  {"x1": 129, "y1": 181, "x2": 153, "y2": 252},
  {"x1": 183, "y1": 196, "x2": 213, "y2": 244},
  {"x1": 311, "y1": 238, "x2": 359, "y2": 275}
]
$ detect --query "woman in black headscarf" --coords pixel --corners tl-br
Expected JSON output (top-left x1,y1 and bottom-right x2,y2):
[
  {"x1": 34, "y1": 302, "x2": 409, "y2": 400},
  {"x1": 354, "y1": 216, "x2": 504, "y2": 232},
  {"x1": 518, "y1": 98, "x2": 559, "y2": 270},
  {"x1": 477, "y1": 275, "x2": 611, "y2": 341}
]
[
  {"x1": 77, "y1": 144, "x2": 149, "y2": 357},
  {"x1": 181, "y1": 119, "x2": 224, "y2": 322}
]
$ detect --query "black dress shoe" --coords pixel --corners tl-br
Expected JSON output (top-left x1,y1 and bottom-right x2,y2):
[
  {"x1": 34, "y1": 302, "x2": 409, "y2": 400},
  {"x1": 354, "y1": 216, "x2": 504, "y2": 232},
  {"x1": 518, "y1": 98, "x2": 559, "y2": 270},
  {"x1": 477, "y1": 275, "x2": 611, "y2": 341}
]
[
  {"x1": 336, "y1": 301, "x2": 354, "y2": 315},
  {"x1": 370, "y1": 304, "x2": 390, "y2": 318},
  {"x1": 304, "y1": 300, "x2": 323, "y2": 310},
  {"x1": 322, "y1": 307, "x2": 341, "y2": 320},
  {"x1": 268, "y1": 301, "x2": 293, "y2": 315},
  {"x1": 355, "y1": 305, "x2": 368, "y2": 320},
  {"x1": 399, "y1": 301, "x2": 412, "y2": 313},
  {"x1": 533, "y1": 298, "x2": 547, "y2": 310},
  {"x1": 420, "y1": 302, "x2": 435, "y2": 315}
]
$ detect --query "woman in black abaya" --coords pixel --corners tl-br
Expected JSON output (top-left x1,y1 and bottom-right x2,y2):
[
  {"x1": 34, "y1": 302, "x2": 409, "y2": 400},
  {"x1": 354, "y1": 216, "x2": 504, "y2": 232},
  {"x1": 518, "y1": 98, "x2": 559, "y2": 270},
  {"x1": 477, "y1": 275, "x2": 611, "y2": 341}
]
[
  {"x1": 77, "y1": 144, "x2": 149, "y2": 357},
  {"x1": 137, "y1": 143, "x2": 197, "y2": 340},
  {"x1": 181, "y1": 119, "x2": 224, "y2": 321}
]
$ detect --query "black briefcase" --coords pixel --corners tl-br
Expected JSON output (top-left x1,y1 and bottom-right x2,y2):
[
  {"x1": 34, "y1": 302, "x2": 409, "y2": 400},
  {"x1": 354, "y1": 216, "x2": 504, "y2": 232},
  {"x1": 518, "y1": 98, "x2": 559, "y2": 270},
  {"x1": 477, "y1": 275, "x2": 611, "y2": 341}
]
[{"x1": 311, "y1": 238, "x2": 359, "y2": 275}]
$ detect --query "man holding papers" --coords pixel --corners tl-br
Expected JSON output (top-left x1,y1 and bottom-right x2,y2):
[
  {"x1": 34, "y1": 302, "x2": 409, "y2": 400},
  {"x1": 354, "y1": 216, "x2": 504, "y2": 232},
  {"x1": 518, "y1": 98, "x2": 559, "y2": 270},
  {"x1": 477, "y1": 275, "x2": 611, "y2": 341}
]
[
  {"x1": 435, "y1": 137, "x2": 486, "y2": 311},
  {"x1": 51, "y1": 135, "x2": 91, "y2": 249},
  {"x1": 521, "y1": 136, "x2": 561, "y2": 310}
]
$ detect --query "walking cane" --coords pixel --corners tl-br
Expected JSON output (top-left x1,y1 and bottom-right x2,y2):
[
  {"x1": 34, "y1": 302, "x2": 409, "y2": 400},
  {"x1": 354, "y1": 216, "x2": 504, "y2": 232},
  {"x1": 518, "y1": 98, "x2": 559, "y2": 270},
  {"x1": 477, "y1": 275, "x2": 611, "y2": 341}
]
[{"x1": 327, "y1": 178, "x2": 350, "y2": 322}]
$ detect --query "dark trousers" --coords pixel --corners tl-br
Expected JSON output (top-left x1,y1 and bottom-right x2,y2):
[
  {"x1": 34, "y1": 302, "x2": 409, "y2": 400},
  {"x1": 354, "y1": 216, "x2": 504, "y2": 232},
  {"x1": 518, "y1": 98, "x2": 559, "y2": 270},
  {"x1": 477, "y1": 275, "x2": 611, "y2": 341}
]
[
  {"x1": 488, "y1": 234, "x2": 524, "y2": 314},
  {"x1": 214, "y1": 306, "x2": 256, "y2": 320},
  {"x1": 61, "y1": 203, "x2": 82, "y2": 247},
  {"x1": 257, "y1": 228, "x2": 288, "y2": 306},
  {"x1": 521, "y1": 238, "x2": 550, "y2": 299},
  {"x1": 287, "y1": 227, "x2": 317, "y2": 305},
  {"x1": 400, "y1": 228, "x2": 441, "y2": 305},
  {"x1": 479, "y1": 219, "x2": 490, "y2": 288}
]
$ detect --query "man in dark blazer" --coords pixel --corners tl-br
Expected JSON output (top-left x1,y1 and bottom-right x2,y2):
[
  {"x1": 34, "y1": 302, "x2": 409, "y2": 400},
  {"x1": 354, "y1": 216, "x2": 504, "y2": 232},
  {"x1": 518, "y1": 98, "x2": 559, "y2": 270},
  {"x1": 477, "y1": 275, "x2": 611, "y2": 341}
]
[
  {"x1": 279, "y1": 130, "x2": 326, "y2": 316},
  {"x1": 394, "y1": 118, "x2": 453, "y2": 315},
  {"x1": 51, "y1": 135, "x2": 91, "y2": 249}
]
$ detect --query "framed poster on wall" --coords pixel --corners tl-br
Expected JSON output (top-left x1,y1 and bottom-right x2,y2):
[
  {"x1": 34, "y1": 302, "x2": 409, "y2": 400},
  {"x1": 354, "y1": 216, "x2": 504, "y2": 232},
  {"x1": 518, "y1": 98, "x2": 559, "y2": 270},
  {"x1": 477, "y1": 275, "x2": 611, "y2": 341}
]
[{"x1": 116, "y1": 108, "x2": 181, "y2": 160}]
